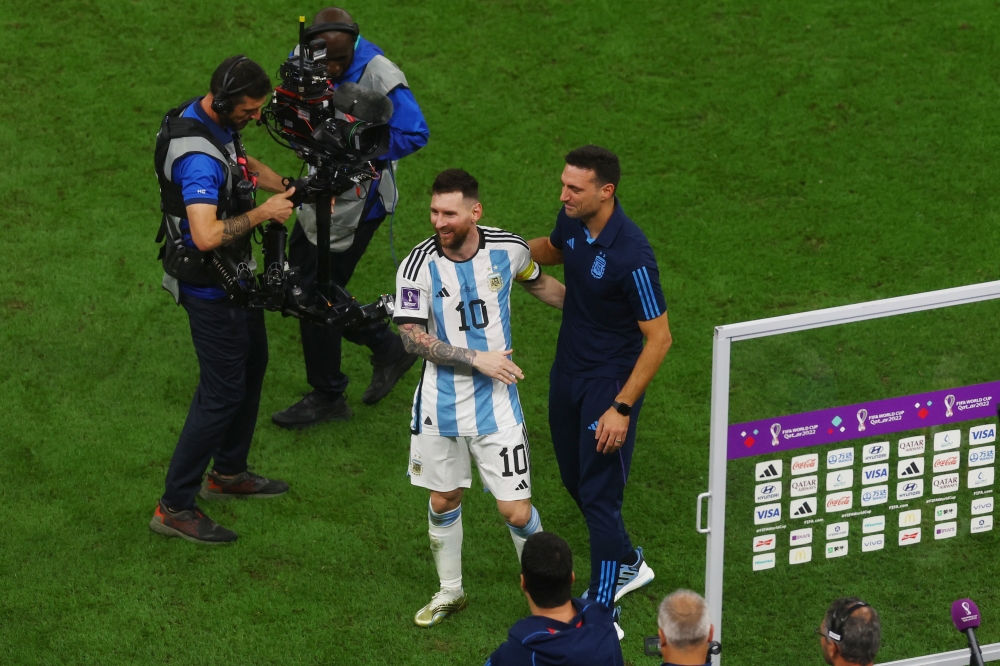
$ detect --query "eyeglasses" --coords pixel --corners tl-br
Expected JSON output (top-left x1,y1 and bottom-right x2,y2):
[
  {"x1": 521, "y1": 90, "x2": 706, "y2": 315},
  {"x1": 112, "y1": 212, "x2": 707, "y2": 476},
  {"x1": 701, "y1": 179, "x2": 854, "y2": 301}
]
[{"x1": 815, "y1": 627, "x2": 838, "y2": 642}]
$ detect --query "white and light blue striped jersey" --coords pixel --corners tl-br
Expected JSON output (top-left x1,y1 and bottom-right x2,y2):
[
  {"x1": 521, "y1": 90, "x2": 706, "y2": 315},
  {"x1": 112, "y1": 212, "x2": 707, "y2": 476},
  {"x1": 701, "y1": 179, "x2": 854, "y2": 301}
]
[{"x1": 394, "y1": 226, "x2": 540, "y2": 437}]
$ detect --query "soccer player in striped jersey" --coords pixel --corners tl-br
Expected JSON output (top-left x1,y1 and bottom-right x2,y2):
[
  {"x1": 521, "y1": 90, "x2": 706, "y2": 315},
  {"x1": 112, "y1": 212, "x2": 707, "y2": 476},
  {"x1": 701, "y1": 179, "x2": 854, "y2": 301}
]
[{"x1": 394, "y1": 169, "x2": 565, "y2": 628}]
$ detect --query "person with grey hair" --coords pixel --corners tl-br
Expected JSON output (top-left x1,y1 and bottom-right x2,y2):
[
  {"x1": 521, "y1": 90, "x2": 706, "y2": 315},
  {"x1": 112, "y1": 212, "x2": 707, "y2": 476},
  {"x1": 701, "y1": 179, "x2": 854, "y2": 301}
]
[
  {"x1": 817, "y1": 598, "x2": 881, "y2": 666},
  {"x1": 656, "y1": 590, "x2": 715, "y2": 665}
]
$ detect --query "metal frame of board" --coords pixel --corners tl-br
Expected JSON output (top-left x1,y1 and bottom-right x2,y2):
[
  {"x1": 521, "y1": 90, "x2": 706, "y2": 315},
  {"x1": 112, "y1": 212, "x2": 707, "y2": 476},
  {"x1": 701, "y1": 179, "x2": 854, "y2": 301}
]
[{"x1": 697, "y1": 280, "x2": 1000, "y2": 665}]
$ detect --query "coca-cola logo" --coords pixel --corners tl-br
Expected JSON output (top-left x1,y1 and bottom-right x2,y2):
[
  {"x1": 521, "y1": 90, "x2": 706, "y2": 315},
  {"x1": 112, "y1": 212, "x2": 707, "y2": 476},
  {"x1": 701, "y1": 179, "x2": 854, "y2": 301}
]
[
  {"x1": 934, "y1": 456, "x2": 958, "y2": 469},
  {"x1": 827, "y1": 496, "x2": 851, "y2": 507},
  {"x1": 792, "y1": 459, "x2": 817, "y2": 471}
]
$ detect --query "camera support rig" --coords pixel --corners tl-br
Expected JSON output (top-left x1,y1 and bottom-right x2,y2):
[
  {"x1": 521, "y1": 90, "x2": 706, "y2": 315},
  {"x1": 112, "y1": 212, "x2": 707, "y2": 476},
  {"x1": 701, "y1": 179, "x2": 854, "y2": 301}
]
[{"x1": 214, "y1": 16, "x2": 395, "y2": 330}]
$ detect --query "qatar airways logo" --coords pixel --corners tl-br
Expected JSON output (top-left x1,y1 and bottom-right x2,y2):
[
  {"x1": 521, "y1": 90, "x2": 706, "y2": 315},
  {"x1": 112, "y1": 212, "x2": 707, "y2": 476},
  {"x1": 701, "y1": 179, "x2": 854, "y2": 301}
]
[{"x1": 932, "y1": 473, "x2": 959, "y2": 495}]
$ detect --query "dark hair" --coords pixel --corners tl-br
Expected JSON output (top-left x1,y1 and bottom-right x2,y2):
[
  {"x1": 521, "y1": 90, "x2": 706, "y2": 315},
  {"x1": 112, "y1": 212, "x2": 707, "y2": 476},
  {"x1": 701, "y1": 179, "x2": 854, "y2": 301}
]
[
  {"x1": 432, "y1": 168, "x2": 480, "y2": 201},
  {"x1": 824, "y1": 597, "x2": 881, "y2": 665},
  {"x1": 565, "y1": 145, "x2": 621, "y2": 191},
  {"x1": 210, "y1": 56, "x2": 272, "y2": 104},
  {"x1": 521, "y1": 532, "x2": 573, "y2": 609}
]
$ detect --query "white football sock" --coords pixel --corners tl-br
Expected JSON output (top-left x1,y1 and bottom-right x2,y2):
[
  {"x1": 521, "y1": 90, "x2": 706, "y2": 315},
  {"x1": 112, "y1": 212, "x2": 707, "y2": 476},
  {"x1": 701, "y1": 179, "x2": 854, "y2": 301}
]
[
  {"x1": 428, "y1": 501, "x2": 463, "y2": 593},
  {"x1": 507, "y1": 505, "x2": 543, "y2": 560}
]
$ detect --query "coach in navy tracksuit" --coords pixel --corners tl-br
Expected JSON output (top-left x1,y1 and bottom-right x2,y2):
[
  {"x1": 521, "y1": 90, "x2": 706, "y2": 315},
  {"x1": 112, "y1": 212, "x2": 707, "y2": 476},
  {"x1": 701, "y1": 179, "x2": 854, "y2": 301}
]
[
  {"x1": 486, "y1": 532, "x2": 623, "y2": 666},
  {"x1": 529, "y1": 145, "x2": 672, "y2": 608}
]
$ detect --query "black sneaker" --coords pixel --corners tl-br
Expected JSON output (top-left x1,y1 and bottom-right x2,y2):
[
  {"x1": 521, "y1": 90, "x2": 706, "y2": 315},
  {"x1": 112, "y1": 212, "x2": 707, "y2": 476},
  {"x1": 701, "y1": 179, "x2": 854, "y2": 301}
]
[
  {"x1": 199, "y1": 469, "x2": 290, "y2": 500},
  {"x1": 271, "y1": 391, "x2": 352, "y2": 430},
  {"x1": 149, "y1": 500, "x2": 238, "y2": 545},
  {"x1": 362, "y1": 339, "x2": 418, "y2": 405}
]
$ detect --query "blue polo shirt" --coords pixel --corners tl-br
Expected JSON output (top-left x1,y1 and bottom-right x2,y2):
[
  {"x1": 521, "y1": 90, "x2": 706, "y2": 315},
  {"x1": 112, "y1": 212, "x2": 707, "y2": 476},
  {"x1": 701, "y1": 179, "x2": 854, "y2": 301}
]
[
  {"x1": 549, "y1": 200, "x2": 667, "y2": 379},
  {"x1": 171, "y1": 99, "x2": 234, "y2": 300}
]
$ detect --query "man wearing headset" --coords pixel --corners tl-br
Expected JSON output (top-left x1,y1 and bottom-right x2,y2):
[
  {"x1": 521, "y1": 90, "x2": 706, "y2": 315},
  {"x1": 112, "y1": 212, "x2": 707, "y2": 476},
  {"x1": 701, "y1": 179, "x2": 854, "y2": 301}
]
[
  {"x1": 272, "y1": 6, "x2": 430, "y2": 430},
  {"x1": 655, "y1": 590, "x2": 716, "y2": 666},
  {"x1": 817, "y1": 598, "x2": 881, "y2": 666},
  {"x1": 150, "y1": 56, "x2": 297, "y2": 544}
]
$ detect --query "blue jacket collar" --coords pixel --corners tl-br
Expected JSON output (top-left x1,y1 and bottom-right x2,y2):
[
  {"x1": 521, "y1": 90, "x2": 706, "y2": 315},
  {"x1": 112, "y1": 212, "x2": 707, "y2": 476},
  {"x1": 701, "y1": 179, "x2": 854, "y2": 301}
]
[
  {"x1": 334, "y1": 36, "x2": 385, "y2": 84},
  {"x1": 190, "y1": 97, "x2": 234, "y2": 146},
  {"x1": 577, "y1": 198, "x2": 625, "y2": 248}
]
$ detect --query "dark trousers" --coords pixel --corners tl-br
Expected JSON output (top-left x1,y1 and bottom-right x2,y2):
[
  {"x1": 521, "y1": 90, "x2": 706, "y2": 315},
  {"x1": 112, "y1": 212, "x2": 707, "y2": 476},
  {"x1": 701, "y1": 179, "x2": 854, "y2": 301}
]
[
  {"x1": 162, "y1": 295, "x2": 268, "y2": 511},
  {"x1": 549, "y1": 367, "x2": 645, "y2": 606},
  {"x1": 288, "y1": 218, "x2": 396, "y2": 397}
]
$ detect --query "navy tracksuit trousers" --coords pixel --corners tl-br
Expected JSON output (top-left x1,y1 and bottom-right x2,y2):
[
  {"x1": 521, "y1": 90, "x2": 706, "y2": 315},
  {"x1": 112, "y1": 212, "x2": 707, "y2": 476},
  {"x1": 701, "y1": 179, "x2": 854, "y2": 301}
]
[
  {"x1": 549, "y1": 366, "x2": 645, "y2": 606},
  {"x1": 162, "y1": 295, "x2": 268, "y2": 511}
]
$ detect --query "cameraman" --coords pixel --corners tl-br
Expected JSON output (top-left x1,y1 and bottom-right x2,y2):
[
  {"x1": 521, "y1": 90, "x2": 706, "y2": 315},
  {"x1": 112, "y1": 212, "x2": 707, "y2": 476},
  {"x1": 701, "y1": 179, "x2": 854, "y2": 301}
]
[
  {"x1": 272, "y1": 6, "x2": 430, "y2": 429},
  {"x1": 150, "y1": 56, "x2": 296, "y2": 544},
  {"x1": 656, "y1": 590, "x2": 715, "y2": 666}
]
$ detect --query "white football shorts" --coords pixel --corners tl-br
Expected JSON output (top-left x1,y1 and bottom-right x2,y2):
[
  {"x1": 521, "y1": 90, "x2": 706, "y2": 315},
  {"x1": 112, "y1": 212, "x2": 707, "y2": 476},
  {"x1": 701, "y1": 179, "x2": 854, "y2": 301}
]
[{"x1": 408, "y1": 423, "x2": 532, "y2": 501}]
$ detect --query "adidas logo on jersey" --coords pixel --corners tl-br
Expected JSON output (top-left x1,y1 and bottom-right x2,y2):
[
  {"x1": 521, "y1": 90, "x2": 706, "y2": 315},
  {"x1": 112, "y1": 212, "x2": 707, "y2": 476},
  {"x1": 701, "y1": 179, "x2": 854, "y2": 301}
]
[
  {"x1": 435, "y1": 287, "x2": 450, "y2": 298},
  {"x1": 588, "y1": 421, "x2": 599, "y2": 431},
  {"x1": 566, "y1": 238, "x2": 575, "y2": 250},
  {"x1": 514, "y1": 479, "x2": 529, "y2": 491},
  {"x1": 424, "y1": 416, "x2": 433, "y2": 426}
]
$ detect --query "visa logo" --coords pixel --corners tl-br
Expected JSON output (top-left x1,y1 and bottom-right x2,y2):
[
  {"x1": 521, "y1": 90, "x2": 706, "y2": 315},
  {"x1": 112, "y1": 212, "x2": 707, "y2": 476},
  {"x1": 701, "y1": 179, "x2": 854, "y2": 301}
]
[
  {"x1": 862, "y1": 464, "x2": 888, "y2": 484},
  {"x1": 754, "y1": 503, "x2": 782, "y2": 525},
  {"x1": 970, "y1": 424, "x2": 996, "y2": 444}
]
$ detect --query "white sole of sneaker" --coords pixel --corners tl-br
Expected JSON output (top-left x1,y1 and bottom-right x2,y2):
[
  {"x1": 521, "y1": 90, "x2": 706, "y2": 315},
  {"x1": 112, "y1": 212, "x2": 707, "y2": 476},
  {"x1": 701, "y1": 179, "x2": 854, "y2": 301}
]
[{"x1": 615, "y1": 562, "x2": 655, "y2": 602}]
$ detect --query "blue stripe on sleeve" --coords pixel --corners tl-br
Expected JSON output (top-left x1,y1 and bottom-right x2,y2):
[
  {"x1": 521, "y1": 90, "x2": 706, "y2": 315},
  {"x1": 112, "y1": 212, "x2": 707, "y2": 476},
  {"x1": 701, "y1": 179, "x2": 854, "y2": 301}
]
[
  {"x1": 429, "y1": 262, "x2": 459, "y2": 435},
  {"x1": 639, "y1": 267, "x2": 661, "y2": 318},
  {"x1": 454, "y1": 260, "x2": 498, "y2": 435},
  {"x1": 490, "y1": 249, "x2": 524, "y2": 425},
  {"x1": 632, "y1": 269, "x2": 653, "y2": 320}
]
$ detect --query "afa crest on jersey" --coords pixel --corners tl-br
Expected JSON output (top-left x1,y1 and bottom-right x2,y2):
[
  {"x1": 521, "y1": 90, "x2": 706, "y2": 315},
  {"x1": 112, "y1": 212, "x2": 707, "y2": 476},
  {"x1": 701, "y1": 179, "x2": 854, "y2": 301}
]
[
  {"x1": 487, "y1": 271, "x2": 504, "y2": 292},
  {"x1": 591, "y1": 252, "x2": 607, "y2": 279}
]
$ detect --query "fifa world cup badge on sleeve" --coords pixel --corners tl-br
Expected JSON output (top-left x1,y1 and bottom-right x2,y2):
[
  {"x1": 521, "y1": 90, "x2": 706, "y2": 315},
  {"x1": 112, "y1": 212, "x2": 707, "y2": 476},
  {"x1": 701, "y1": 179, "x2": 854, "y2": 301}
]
[{"x1": 401, "y1": 288, "x2": 420, "y2": 310}]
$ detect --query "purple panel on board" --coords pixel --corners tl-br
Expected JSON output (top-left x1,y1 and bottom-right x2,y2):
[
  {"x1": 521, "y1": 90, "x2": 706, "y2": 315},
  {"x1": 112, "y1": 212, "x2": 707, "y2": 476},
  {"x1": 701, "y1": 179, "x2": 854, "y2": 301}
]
[{"x1": 728, "y1": 381, "x2": 1000, "y2": 460}]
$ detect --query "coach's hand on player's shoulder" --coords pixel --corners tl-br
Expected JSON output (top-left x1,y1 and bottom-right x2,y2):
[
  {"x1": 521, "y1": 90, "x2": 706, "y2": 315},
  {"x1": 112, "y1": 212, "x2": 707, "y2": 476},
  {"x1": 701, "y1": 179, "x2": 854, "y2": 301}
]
[
  {"x1": 595, "y1": 408, "x2": 629, "y2": 454},
  {"x1": 471, "y1": 350, "x2": 524, "y2": 385}
]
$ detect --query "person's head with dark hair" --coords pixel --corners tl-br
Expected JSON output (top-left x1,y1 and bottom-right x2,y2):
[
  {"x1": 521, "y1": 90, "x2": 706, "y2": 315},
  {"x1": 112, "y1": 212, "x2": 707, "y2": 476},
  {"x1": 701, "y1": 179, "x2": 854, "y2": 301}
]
[
  {"x1": 312, "y1": 7, "x2": 357, "y2": 80},
  {"x1": 818, "y1": 597, "x2": 881, "y2": 666},
  {"x1": 207, "y1": 56, "x2": 272, "y2": 130},
  {"x1": 520, "y1": 532, "x2": 574, "y2": 609},
  {"x1": 560, "y1": 145, "x2": 620, "y2": 224},
  {"x1": 429, "y1": 169, "x2": 482, "y2": 256}
]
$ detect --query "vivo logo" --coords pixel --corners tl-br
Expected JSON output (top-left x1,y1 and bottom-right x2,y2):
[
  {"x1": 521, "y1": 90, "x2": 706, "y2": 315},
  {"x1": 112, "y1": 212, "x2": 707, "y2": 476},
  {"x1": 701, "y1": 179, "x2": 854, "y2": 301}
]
[
  {"x1": 862, "y1": 464, "x2": 888, "y2": 485},
  {"x1": 861, "y1": 534, "x2": 885, "y2": 552},
  {"x1": 970, "y1": 424, "x2": 997, "y2": 444},
  {"x1": 863, "y1": 442, "x2": 890, "y2": 463},
  {"x1": 971, "y1": 497, "x2": 994, "y2": 515}
]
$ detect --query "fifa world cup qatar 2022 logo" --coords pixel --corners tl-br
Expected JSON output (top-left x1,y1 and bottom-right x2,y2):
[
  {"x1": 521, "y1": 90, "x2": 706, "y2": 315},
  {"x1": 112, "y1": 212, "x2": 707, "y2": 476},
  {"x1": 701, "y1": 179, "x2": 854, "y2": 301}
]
[
  {"x1": 857, "y1": 409, "x2": 868, "y2": 432},
  {"x1": 770, "y1": 423, "x2": 781, "y2": 446},
  {"x1": 945, "y1": 394, "x2": 956, "y2": 418}
]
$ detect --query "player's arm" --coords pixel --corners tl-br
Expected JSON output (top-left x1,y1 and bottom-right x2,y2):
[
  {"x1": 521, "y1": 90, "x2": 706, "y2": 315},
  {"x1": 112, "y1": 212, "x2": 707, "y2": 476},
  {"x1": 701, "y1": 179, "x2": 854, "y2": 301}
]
[
  {"x1": 398, "y1": 323, "x2": 525, "y2": 385},
  {"x1": 595, "y1": 313, "x2": 672, "y2": 453},
  {"x1": 517, "y1": 272, "x2": 565, "y2": 309},
  {"x1": 186, "y1": 189, "x2": 296, "y2": 251},
  {"x1": 528, "y1": 236, "x2": 563, "y2": 266}
]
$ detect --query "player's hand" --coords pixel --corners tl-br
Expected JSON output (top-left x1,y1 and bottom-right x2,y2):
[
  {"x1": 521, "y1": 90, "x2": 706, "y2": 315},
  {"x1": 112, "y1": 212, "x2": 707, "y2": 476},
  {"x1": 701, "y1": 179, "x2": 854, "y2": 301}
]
[
  {"x1": 471, "y1": 350, "x2": 524, "y2": 385},
  {"x1": 259, "y1": 187, "x2": 296, "y2": 223},
  {"x1": 595, "y1": 407, "x2": 629, "y2": 454}
]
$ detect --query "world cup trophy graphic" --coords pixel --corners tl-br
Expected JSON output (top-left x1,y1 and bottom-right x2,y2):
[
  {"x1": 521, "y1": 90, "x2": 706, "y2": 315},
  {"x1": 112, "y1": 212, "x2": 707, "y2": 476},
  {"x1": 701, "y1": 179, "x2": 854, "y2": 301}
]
[
  {"x1": 857, "y1": 409, "x2": 868, "y2": 432},
  {"x1": 945, "y1": 394, "x2": 955, "y2": 418},
  {"x1": 770, "y1": 423, "x2": 782, "y2": 446}
]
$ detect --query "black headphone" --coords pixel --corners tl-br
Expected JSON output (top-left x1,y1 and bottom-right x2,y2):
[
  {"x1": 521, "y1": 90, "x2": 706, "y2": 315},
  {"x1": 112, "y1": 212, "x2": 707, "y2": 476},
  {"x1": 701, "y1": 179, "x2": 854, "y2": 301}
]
[
  {"x1": 303, "y1": 21, "x2": 360, "y2": 41},
  {"x1": 826, "y1": 601, "x2": 870, "y2": 642},
  {"x1": 211, "y1": 56, "x2": 253, "y2": 115}
]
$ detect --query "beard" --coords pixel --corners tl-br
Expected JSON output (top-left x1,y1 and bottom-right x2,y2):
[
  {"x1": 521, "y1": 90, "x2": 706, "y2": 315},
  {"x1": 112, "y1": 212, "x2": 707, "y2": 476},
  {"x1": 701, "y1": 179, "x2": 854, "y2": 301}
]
[{"x1": 437, "y1": 224, "x2": 472, "y2": 250}]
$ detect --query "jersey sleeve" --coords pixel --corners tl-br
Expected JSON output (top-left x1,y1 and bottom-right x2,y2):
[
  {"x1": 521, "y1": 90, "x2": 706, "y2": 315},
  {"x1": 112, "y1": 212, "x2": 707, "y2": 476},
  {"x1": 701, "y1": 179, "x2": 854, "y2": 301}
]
[
  {"x1": 549, "y1": 213, "x2": 566, "y2": 250},
  {"x1": 394, "y1": 249, "x2": 431, "y2": 326},
  {"x1": 510, "y1": 240, "x2": 541, "y2": 282},
  {"x1": 622, "y1": 256, "x2": 668, "y2": 322},
  {"x1": 173, "y1": 153, "x2": 226, "y2": 207}
]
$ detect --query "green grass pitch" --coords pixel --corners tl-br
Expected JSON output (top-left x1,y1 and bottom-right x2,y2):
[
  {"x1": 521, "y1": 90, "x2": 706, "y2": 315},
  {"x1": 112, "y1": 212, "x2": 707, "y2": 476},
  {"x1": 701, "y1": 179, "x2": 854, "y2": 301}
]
[{"x1": 2, "y1": 0, "x2": 1000, "y2": 663}]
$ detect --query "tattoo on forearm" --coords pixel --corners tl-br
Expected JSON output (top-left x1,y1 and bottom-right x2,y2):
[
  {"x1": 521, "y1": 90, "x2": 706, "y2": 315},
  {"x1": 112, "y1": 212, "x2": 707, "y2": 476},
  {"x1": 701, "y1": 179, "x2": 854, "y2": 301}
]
[
  {"x1": 401, "y1": 324, "x2": 476, "y2": 368},
  {"x1": 221, "y1": 214, "x2": 252, "y2": 245}
]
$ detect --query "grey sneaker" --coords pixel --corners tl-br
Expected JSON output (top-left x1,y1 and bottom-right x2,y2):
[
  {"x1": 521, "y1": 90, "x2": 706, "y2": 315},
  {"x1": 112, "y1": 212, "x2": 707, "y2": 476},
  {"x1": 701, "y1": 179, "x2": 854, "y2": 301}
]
[{"x1": 414, "y1": 588, "x2": 467, "y2": 628}]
